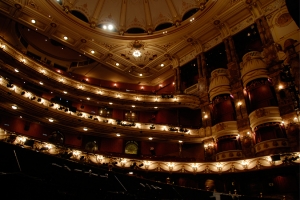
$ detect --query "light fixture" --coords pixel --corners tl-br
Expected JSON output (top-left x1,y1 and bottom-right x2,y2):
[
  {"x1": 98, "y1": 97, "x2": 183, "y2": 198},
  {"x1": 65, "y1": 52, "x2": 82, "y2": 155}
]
[
  {"x1": 116, "y1": 133, "x2": 120, "y2": 137},
  {"x1": 91, "y1": 50, "x2": 95, "y2": 54},
  {"x1": 149, "y1": 137, "x2": 153, "y2": 140},
  {"x1": 133, "y1": 50, "x2": 141, "y2": 57},
  {"x1": 63, "y1": 36, "x2": 68, "y2": 40},
  {"x1": 49, "y1": 118, "x2": 54, "y2": 122},
  {"x1": 39, "y1": 81, "x2": 43, "y2": 85},
  {"x1": 154, "y1": 107, "x2": 157, "y2": 109},
  {"x1": 63, "y1": 91, "x2": 67, "y2": 94},
  {"x1": 160, "y1": 64, "x2": 164, "y2": 67},
  {"x1": 83, "y1": 127, "x2": 88, "y2": 131},
  {"x1": 116, "y1": 63, "x2": 119, "y2": 66},
  {"x1": 237, "y1": 101, "x2": 242, "y2": 106},
  {"x1": 31, "y1": 19, "x2": 36, "y2": 24},
  {"x1": 139, "y1": 73, "x2": 143, "y2": 76},
  {"x1": 178, "y1": 140, "x2": 183, "y2": 143},
  {"x1": 87, "y1": 97, "x2": 90, "y2": 100},
  {"x1": 108, "y1": 24, "x2": 113, "y2": 30},
  {"x1": 15, "y1": 69, "x2": 19, "y2": 72},
  {"x1": 132, "y1": 105, "x2": 135, "y2": 107},
  {"x1": 109, "y1": 102, "x2": 113, "y2": 105},
  {"x1": 12, "y1": 105, "x2": 18, "y2": 110}
]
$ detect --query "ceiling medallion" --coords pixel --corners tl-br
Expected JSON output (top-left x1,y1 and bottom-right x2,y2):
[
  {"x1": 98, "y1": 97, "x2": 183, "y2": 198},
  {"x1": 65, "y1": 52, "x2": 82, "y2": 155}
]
[
  {"x1": 14, "y1": 4, "x2": 22, "y2": 10},
  {"x1": 132, "y1": 40, "x2": 143, "y2": 49},
  {"x1": 50, "y1": 23, "x2": 57, "y2": 28}
]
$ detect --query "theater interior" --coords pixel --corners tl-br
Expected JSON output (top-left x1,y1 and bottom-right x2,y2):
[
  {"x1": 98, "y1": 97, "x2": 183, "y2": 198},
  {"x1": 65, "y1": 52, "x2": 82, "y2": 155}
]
[{"x1": 0, "y1": 0, "x2": 299, "y2": 199}]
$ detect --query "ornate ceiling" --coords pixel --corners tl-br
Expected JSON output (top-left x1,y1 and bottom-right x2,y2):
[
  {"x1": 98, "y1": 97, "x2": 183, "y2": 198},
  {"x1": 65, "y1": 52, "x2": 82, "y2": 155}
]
[{"x1": 0, "y1": 0, "x2": 280, "y2": 85}]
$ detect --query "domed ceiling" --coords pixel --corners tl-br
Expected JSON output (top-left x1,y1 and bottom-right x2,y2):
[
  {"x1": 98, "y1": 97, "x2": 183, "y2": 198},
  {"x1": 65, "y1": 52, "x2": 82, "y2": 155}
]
[{"x1": 0, "y1": 0, "x2": 264, "y2": 85}]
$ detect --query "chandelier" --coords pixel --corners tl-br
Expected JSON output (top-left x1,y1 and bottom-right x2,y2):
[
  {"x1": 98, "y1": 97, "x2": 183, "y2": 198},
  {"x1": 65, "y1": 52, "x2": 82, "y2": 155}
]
[{"x1": 133, "y1": 50, "x2": 141, "y2": 57}]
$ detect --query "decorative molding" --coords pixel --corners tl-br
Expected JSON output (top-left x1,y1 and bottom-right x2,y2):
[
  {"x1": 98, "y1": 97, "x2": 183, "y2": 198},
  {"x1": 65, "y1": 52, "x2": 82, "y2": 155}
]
[
  {"x1": 249, "y1": 107, "x2": 282, "y2": 130},
  {"x1": 179, "y1": 50, "x2": 197, "y2": 66},
  {"x1": 1, "y1": 131, "x2": 299, "y2": 174},
  {"x1": 263, "y1": 0, "x2": 285, "y2": 16},
  {"x1": 216, "y1": 150, "x2": 243, "y2": 161},
  {"x1": 211, "y1": 121, "x2": 239, "y2": 139},
  {"x1": 230, "y1": 16, "x2": 254, "y2": 35},
  {"x1": 254, "y1": 138, "x2": 289, "y2": 154},
  {"x1": 203, "y1": 35, "x2": 222, "y2": 51}
]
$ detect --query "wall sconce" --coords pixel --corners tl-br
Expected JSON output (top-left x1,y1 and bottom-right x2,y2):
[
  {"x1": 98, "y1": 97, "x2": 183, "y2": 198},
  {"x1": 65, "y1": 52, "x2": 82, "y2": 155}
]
[
  {"x1": 96, "y1": 155, "x2": 103, "y2": 163},
  {"x1": 72, "y1": 150, "x2": 81, "y2": 158},
  {"x1": 241, "y1": 160, "x2": 248, "y2": 169},
  {"x1": 119, "y1": 158, "x2": 126, "y2": 167},
  {"x1": 204, "y1": 143, "x2": 213, "y2": 150},
  {"x1": 237, "y1": 101, "x2": 243, "y2": 118},
  {"x1": 216, "y1": 162, "x2": 223, "y2": 172},
  {"x1": 0, "y1": 44, "x2": 5, "y2": 49},
  {"x1": 168, "y1": 162, "x2": 174, "y2": 171},
  {"x1": 18, "y1": 136, "x2": 27, "y2": 145},
  {"x1": 192, "y1": 163, "x2": 198, "y2": 172},
  {"x1": 144, "y1": 161, "x2": 151, "y2": 170},
  {"x1": 267, "y1": 156, "x2": 275, "y2": 165}
]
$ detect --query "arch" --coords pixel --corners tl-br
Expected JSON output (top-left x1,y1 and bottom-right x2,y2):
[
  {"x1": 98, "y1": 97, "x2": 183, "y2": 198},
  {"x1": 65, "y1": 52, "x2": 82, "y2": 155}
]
[
  {"x1": 182, "y1": 8, "x2": 199, "y2": 21},
  {"x1": 154, "y1": 22, "x2": 173, "y2": 31},
  {"x1": 70, "y1": 10, "x2": 89, "y2": 23}
]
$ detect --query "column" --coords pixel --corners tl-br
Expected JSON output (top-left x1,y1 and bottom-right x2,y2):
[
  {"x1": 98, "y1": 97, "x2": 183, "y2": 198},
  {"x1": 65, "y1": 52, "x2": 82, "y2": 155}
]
[
  {"x1": 197, "y1": 54, "x2": 203, "y2": 78},
  {"x1": 223, "y1": 38, "x2": 232, "y2": 63},
  {"x1": 255, "y1": 18, "x2": 267, "y2": 45},
  {"x1": 261, "y1": 16, "x2": 274, "y2": 44},
  {"x1": 228, "y1": 37, "x2": 238, "y2": 63},
  {"x1": 90, "y1": 0, "x2": 106, "y2": 28},
  {"x1": 176, "y1": 67, "x2": 181, "y2": 93}
]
